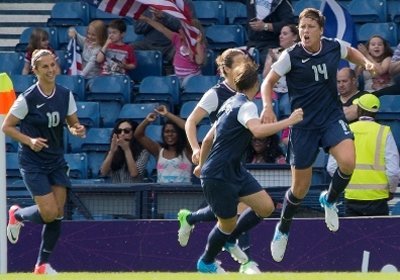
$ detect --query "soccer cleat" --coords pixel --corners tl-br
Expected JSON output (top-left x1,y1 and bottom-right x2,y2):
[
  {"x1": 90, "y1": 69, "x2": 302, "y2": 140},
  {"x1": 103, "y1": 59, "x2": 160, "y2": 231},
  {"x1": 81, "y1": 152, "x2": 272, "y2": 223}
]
[
  {"x1": 270, "y1": 223, "x2": 289, "y2": 262},
  {"x1": 239, "y1": 261, "x2": 261, "y2": 274},
  {"x1": 7, "y1": 205, "x2": 24, "y2": 244},
  {"x1": 33, "y1": 263, "x2": 58, "y2": 275},
  {"x1": 223, "y1": 242, "x2": 249, "y2": 264},
  {"x1": 197, "y1": 259, "x2": 226, "y2": 274},
  {"x1": 177, "y1": 209, "x2": 194, "y2": 247},
  {"x1": 319, "y1": 190, "x2": 339, "y2": 232}
]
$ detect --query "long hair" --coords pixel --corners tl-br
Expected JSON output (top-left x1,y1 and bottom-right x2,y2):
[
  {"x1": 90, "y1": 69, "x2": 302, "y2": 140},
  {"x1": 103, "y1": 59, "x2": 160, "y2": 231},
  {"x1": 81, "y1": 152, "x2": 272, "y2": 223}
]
[
  {"x1": 246, "y1": 134, "x2": 285, "y2": 163},
  {"x1": 27, "y1": 28, "x2": 50, "y2": 53},
  {"x1": 110, "y1": 119, "x2": 143, "y2": 171},
  {"x1": 160, "y1": 120, "x2": 187, "y2": 157}
]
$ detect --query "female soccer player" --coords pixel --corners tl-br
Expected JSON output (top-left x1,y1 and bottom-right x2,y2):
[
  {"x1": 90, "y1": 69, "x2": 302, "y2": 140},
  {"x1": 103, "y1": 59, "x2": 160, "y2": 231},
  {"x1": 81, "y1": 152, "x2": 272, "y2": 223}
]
[
  {"x1": 2, "y1": 49, "x2": 86, "y2": 274},
  {"x1": 260, "y1": 8, "x2": 376, "y2": 262}
]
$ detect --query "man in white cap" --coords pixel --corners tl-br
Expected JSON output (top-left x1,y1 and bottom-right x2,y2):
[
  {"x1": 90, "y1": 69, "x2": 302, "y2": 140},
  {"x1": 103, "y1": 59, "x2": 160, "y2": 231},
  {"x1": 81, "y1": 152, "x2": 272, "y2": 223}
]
[{"x1": 327, "y1": 94, "x2": 400, "y2": 216}]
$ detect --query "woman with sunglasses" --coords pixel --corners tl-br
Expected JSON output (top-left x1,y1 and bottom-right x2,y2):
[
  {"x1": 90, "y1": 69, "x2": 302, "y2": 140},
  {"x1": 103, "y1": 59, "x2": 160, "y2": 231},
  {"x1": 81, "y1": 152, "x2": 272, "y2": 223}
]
[
  {"x1": 2, "y1": 49, "x2": 86, "y2": 274},
  {"x1": 100, "y1": 119, "x2": 149, "y2": 183}
]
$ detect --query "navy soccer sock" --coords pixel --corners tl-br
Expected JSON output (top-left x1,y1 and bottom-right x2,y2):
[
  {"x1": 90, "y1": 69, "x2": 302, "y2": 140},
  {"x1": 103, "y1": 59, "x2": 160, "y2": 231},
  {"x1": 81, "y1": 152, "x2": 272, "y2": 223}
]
[
  {"x1": 237, "y1": 232, "x2": 251, "y2": 257},
  {"x1": 15, "y1": 205, "x2": 44, "y2": 224},
  {"x1": 279, "y1": 189, "x2": 302, "y2": 234},
  {"x1": 201, "y1": 225, "x2": 230, "y2": 264},
  {"x1": 327, "y1": 168, "x2": 352, "y2": 203},
  {"x1": 186, "y1": 205, "x2": 216, "y2": 226},
  {"x1": 37, "y1": 218, "x2": 62, "y2": 265},
  {"x1": 227, "y1": 208, "x2": 262, "y2": 243}
]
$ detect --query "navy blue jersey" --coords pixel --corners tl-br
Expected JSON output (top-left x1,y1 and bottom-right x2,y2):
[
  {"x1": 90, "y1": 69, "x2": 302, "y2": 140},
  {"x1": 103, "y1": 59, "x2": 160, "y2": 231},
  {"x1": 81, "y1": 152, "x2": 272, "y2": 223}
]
[
  {"x1": 201, "y1": 94, "x2": 259, "y2": 182},
  {"x1": 272, "y1": 38, "x2": 348, "y2": 129},
  {"x1": 10, "y1": 83, "x2": 77, "y2": 168}
]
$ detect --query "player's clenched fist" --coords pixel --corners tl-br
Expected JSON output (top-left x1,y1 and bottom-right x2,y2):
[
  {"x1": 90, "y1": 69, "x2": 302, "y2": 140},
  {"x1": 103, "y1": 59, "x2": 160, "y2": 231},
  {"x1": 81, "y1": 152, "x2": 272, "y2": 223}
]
[{"x1": 288, "y1": 108, "x2": 303, "y2": 125}]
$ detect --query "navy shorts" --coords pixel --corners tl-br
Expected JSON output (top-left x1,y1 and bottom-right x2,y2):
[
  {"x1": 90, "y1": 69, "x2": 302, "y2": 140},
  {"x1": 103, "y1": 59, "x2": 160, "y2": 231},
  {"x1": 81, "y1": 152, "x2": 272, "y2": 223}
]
[
  {"x1": 201, "y1": 172, "x2": 263, "y2": 219},
  {"x1": 288, "y1": 119, "x2": 354, "y2": 169},
  {"x1": 20, "y1": 164, "x2": 71, "y2": 197}
]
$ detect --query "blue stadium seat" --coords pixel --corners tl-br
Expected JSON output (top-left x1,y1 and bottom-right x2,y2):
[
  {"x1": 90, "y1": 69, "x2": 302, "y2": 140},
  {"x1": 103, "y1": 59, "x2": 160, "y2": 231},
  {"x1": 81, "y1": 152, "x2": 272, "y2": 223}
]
[
  {"x1": 87, "y1": 74, "x2": 132, "y2": 103},
  {"x1": 391, "y1": 201, "x2": 400, "y2": 215},
  {"x1": 293, "y1": 0, "x2": 322, "y2": 20},
  {"x1": 55, "y1": 75, "x2": 86, "y2": 101},
  {"x1": 388, "y1": 0, "x2": 400, "y2": 23},
  {"x1": 145, "y1": 124, "x2": 163, "y2": 144},
  {"x1": 87, "y1": 152, "x2": 107, "y2": 179},
  {"x1": 0, "y1": 52, "x2": 24, "y2": 75},
  {"x1": 47, "y1": 1, "x2": 90, "y2": 27},
  {"x1": 181, "y1": 75, "x2": 219, "y2": 102},
  {"x1": 136, "y1": 76, "x2": 180, "y2": 108},
  {"x1": 6, "y1": 136, "x2": 18, "y2": 153},
  {"x1": 54, "y1": 49, "x2": 68, "y2": 74},
  {"x1": 193, "y1": 1, "x2": 225, "y2": 26},
  {"x1": 347, "y1": 0, "x2": 388, "y2": 23},
  {"x1": 377, "y1": 95, "x2": 400, "y2": 120},
  {"x1": 225, "y1": 1, "x2": 248, "y2": 25},
  {"x1": 76, "y1": 101, "x2": 101, "y2": 128},
  {"x1": 128, "y1": 50, "x2": 163, "y2": 84},
  {"x1": 99, "y1": 101, "x2": 122, "y2": 128},
  {"x1": 6, "y1": 152, "x2": 22, "y2": 183},
  {"x1": 124, "y1": 26, "x2": 144, "y2": 44},
  {"x1": 81, "y1": 128, "x2": 113, "y2": 152},
  {"x1": 57, "y1": 25, "x2": 88, "y2": 50},
  {"x1": 118, "y1": 103, "x2": 161, "y2": 125},
  {"x1": 202, "y1": 49, "x2": 216, "y2": 76},
  {"x1": 205, "y1": 25, "x2": 246, "y2": 50},
  {"x1": 9, "y1": 74, "x2": 37, "y2": 95},
  {"x1": 15, "y1": 27, "x2": 58, "y2": 52},
  {"x1": 89, "y1": 5, "x2": 134, "y2": 25},
  {"x1": 197, "y1": 124, "x2": 211, "y2": 143},
  {"x1": 357, "y1": 23, "x2": 398, "y2": 47},
  {"x1": 65, "y1": 153, "x2": 89, "y2": 179},
  {"x1": 145, "y1": 154, "x2": 157, "y2": 181},
  {"x1": 180, "y1": 101, "x2": 198, "y2": 119}
]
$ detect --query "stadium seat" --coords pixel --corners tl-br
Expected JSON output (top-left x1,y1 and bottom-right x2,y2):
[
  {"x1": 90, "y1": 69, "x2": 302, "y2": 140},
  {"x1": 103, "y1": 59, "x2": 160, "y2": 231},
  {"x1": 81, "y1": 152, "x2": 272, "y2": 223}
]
[
  {"x1": 87, "y1": 152, "x2": 107, "y2": 179},
  {"x1": 193, "y1": 1, "x2": 225, "y2": 26},
  {"x1": 55, "y1": 75, "x2": 86, "y2": 101},
  {"x1": 225, "y1": 1, "x2": 248, "y2": 25},
  {"x1": 197, "y1": 124, "x2": 211, "y2": 143},
  {"x1": 391, "y1": 201, "x2": 400, "y2": 215},
  {"x1": 357, "y1": 23, "x2": 398, "y2": 47},
  {"x1": 136, "y1": 76, "x2": 180, "y2": 108},
  {"x1": 347, "y1": 0, "x2": 388, "y2": 23},
  {"x1": 54, "y1": 49, "x2": 68, "y2": 74},
  {"x1": 9, "y1": 74, "x2": 37, "y2": 95},
  {"x1": 86, "y1": 74, "x2": 132, "y2": 104},
  {"x1": 202, "y1": 49, "x2": 216, "y2": 76},
  {"x1": 388, "y1": 0, "x2": 400, "y2": 23},
  {"x1": 89, "y1": 5, "x2": 134, "y2": 25},
  {"x1": 6, "y1": 136, "x2": 18, "y2": 153},
  {"x1": 6, "y1": 152, "x2": 22, "y2": 183},
  {"x1": 81, "y1": 128, "x2": 113, "y2": 153},
  {"x1": 179, "y1": 101, "x2": 198, "y2": 120},
  {"x1": 76, "y1": 101, "x2": 101, "y2": 128},
  {"x1": 293, "y1": 0, "x2": 322, "y2": 20},
  {"x1": 145, "y1": 124, "x2": 163, "y2": 144},
  {"x1": 0, "y1": 52, "x2": 24, "y2": 75},
  {"x1": 47, "y1": 1, "x2": 90, "y2": 27},
  {"x1": 118, "y1": 103, "x2": 161, "y2": 125},
  {"x1": 57, "y1": 25, "x2": 88, "y2": 50},
  {"x1": 15, "y1": 27, "x2": 58, "y2": 53},
  {"x1": 128, "y1": 50, "x2": 163, "y2": 84},
  {"x1": 124, "y1": 26, "x2": 144, "y2": 44},
  {"x1": 205, "y1": 25, "x2": 246, "y2": 50},
  {"x1": 99, "y1": 101, "x2": 122, "y2": 128},
  {"x1": 181, "y1": 75, "x2": 219, "y2": 102},
  {"x1": 65, "y1": 153, "x2": 89, "y2": 179},
  {"x1": 377, "y1": 95, "x2": 400, "y2": 120}
]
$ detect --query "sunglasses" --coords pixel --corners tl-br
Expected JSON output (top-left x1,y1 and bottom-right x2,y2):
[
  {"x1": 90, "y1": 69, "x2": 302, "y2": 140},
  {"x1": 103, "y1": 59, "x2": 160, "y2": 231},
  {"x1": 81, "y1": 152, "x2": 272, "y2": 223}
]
[{"x1": 115, "y1": 128, "x2": 132, "y2": 134}]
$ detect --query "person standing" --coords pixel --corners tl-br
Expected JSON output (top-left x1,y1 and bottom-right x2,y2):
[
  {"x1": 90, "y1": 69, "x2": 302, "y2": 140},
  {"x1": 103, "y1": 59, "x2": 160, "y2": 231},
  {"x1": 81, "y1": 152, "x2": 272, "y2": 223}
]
[
  {"x1": 327, "y1": 94, "x2": 400, "y2": 216},
  {"x1": 260, "y1": 8, "x2": 376, "y2": 262},
  {"x1": 2, "y1": 49, "x2": 86, "y2": 274},
  {"x1": 195, "y1": 62, "x2": 303, "y2": 273}
]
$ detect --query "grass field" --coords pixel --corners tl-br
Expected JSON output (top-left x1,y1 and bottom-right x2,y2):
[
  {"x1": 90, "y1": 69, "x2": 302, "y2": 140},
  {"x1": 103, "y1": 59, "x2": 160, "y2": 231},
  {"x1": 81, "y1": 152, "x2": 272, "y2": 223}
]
[{"x1": 2, "y1": 272, "x2": 399, "y2": 280}]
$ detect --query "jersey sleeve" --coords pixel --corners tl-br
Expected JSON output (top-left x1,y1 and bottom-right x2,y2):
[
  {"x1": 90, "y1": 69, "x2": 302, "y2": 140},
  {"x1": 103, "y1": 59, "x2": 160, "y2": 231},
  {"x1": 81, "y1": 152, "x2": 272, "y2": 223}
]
[
  {"x1": 237, "y1": 102, "x2": 259, "y2": 128},
  {"x1": 67, "y1": 91, "x2": 77, "y2": 116},
  {"x1": 335, "y1": 38, "x2": 349, "y2": 59},
  {"x1": 197, "y1": 88, "x2": 219, "y2": 114},
  {"x1": 271, "y1": 50, "x2": 291, "y2": 77},
  {"x1": 9, "y1": 94, "x2": 28, "y2": 120}
]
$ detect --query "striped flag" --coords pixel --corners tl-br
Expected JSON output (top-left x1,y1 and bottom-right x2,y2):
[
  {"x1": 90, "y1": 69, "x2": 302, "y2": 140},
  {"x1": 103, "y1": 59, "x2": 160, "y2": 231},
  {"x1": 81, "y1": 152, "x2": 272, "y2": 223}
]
[
  {"x1": 85, "y1": 0, "x2": 199, "y2": 53},
  {"x1": 66, "y1": 38, "x2": 83, "y2": 75}
]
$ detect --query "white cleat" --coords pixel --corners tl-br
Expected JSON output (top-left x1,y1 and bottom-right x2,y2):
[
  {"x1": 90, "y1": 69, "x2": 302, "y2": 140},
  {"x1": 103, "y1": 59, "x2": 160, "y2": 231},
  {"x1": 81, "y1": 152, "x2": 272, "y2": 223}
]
[
  {"x1": 270, "y1": 223, "x2": 289, "y2": 262},
  {"x1": 319, "y1": 190, "x2": 339, "y2": 232},
  {"x1": 240, "y1": 261, "x2": 261, "y2": 274},
  {"x1": 223, "y1": 242, "x2": 249, "y2": 264}
]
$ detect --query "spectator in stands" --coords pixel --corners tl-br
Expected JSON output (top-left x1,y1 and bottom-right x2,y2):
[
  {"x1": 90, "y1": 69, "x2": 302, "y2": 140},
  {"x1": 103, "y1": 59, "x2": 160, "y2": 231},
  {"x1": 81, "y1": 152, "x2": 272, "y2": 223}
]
[
  {"x1": 138, "y1": 14, "x2": 206, "y2": 88},
  {"x1": 356, "y1": 35, "x2": 393, "y2": 92},
  {"x1": 134, "y1": 105, "x2": 192, "y2": 183},
  {"x1": 262, "y1": 24, "x2": 299, "y2": 118},
  {"x1": 337, "y1": 67, "x2": 368, "y2": 123},
  {"x1": 96, "y1": 19, "x2": 136, "y2": 75},
  {"x1": 389, "y1": 40, "x2": 400, "y2": 85},
  {"x1": 68, "y1": 20, "x2": 107, "y2": 88},
  {"x1": 100, "y1": 119, "x2": 149, "y2": 183},
  {"x1": 246, "y1": 0, "x2": 295, "y2": 67},
  {"x1": 246, "y1": 135, "x2": 286, "y2": 164},
  {"x1": 193, "y1": 62, "x2": 303, "y2": 273},
  {"x1": 327, "y1": 94, "x2": 400, "y2": 216},
  {"x1": 2, "y1": 49, "x2": 86, "y2": 274},
  {"x1": 22, "y1": 28, "x2": 60, "y2": 75}
]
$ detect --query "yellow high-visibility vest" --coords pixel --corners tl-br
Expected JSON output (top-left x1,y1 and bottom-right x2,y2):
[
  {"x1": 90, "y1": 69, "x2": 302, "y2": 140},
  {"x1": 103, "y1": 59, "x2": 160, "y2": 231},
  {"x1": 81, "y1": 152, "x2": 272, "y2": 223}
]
[{"x1": 346, "y1": 121, "x2": 390, "y2": 200}]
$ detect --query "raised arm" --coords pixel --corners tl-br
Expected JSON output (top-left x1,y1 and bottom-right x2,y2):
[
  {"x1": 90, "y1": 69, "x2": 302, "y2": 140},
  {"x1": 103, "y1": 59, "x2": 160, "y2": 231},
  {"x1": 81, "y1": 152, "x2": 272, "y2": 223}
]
[
  {"x1": 260, "y1": 70, "x2": 280, "y2": 123},
  {"x1": 134, "y1": 113, "x2": 161, "y2": 158},
  {"x1": 155, "y1": 105, "x2": 186, "y2": 130},
  {"x1": 138, "y1": 14, "x2": 175, "y2": 41},
  {"x1": 185, "y1": 106, "x2": 208, "y2": 164}
]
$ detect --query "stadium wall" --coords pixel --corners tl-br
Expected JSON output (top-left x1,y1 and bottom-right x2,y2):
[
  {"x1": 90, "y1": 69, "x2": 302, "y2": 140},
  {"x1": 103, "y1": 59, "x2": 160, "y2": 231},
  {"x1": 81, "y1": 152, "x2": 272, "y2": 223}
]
[{"x1": 8, "y1": 217, "x2": 400, "y2": 273}]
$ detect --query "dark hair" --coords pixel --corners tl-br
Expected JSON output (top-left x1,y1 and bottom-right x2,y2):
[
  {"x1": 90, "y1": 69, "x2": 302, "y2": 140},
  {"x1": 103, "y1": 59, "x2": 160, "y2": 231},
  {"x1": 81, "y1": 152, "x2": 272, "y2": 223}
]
[
  {"x1": 365, "y1": 35, "x2": 393, "y2": 63},
  {"x1": 110, "y1": 119, "x2": 143, "y2": 171},
  {"x1": 108, "y1": 19, "x2": 127, "y2": 33},
  {"x1": 27, "y1": 28, "x2": 50, "y2": 53},
  {"x1": 161, "y1": 120, "x2": 187, "y2": 156},
  {"x1": 285, "y1": 24, "x2": 300, "y2": 42},
  {"x1": 357, "y1": 107, "x2": 376, "y2": 119},
  {"x1": 246, "y1": 135, "x2": 285, "y2": 163},
  {"x1": 233, "y1": 62, "x2": 259, "y2": 92},
  {"x1": 299, "y1": 8, "x2": 325, "y2": 28}
]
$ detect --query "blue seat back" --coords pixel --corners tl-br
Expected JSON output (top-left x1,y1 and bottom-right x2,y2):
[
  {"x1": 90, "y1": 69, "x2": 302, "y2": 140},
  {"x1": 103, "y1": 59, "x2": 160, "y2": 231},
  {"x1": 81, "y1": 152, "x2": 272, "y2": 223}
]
[
  {"x1": 145, "y1": 124, "x2": 163, "y2": 144},
  {"x1": 347, "y1": 0, "x2": 388, "y2": 23},
  {"x1": 358, "y1": 23, "x2": 398, "y2": 47},
  {"x1": 47, "y1": 1, "x2": 90, "y2": 27},
  {"x1": 377, "y1": 96, "x2": 400, "y2": 119},
  {"x1": 137, "y1": 76, "x2": 180, "y2": 107},
  {"x1": 56, "y1": 75, "x2": 86, "y2": 101},
  {"x1": 9, "y1": 74, "x2": 37, "y2": 95},
  {"x1": 202, "y1": 49, "x2": 216, "y2": 76},
  {"x1": 193, "y1": 1, "x2": 226, "y2": 25},
  {"x1": 0, "y1": 52, "x2": 25, "y2": 75},
  {"x1": 128, "y1": 50, "x2": 163, "y2": 83},
  {"x1": 180, "y1": 101, "x2": 198, "y2": 119},
  {"x1": 57, "y1": 25, "x2": 88, "y2": 50},
  {"x1": 181, "y1": 75, "x2": 219, "y2": 102},
  {"x1": 6, "y1": 153, "x2": 21, "y2": 182},
  {"x1": 205, "y1": 25, "x2": 246, "y2": 50},
  {"x1": 76, "y1": 101, "x2": 101, "y2": 128},
  {"x1": 118, "y1": 103, "x2": 161, "y2": 124},
  {"x1": 197, "y1": 124, "x2": 211, "y2": 143},
  {"x1": 81, "y1": 128, "x2": 113, "y2": 152},
  {"x1": 65, "y1": 153, "x2": 89, "y2": 179},
  {"x1": 89, "y1": 6, "x2": 134, "y2": 25},
  {"x1": 225, "y1": 1, "x2": 248, "y2": 25},
  {"x1": 6, "y1": 136, "x2": 19, "y2": 153},
  {"x1": 87, "y1": 75, "x2": 132, "y2": 103},
  {"x1": 99, "y1": 101, "x2": 122, "y2": 128}
]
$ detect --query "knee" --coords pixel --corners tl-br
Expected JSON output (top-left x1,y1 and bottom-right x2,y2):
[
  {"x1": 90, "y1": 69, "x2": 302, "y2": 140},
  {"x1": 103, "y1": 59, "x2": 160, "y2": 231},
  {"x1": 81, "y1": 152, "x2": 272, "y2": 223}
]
[
  {"x1": 339, "y1": 159, "x2": 355, "y2": 175},
  {"x1": 258, "y1": 204, "x2": 275, "y2": 218},
  {"x1": 219, "y1": 220, "x2": 237, "y2": 234},
  {"x1": 39, "y1": 207, "x2": 59, "y2": 223}
]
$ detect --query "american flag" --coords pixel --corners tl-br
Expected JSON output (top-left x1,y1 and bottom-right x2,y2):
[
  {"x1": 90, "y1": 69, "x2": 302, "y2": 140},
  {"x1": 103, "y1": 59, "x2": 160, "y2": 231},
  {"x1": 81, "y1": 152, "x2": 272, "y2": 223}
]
[
  {"x1": 66, "y1": 38, "x2": 83, "y2": 75},
  {"x1": 85, "y1": 0, "x2": 199, "y2": 53}
]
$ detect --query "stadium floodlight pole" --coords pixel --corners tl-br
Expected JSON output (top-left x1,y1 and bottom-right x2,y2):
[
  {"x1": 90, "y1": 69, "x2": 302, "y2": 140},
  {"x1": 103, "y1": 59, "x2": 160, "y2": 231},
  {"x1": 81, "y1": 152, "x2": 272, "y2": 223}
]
[{"x1": 0, "y1": 73, "x2": 16, "y2": 274}]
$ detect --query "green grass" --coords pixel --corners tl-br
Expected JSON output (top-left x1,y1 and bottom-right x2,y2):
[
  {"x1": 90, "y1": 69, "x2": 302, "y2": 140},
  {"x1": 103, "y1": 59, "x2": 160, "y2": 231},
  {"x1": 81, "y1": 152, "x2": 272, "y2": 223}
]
[{"x1": 1, "y1": 272, "x2": 399, "y2": 280}]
